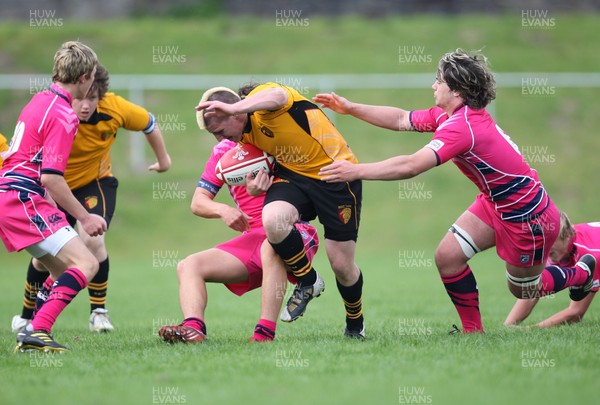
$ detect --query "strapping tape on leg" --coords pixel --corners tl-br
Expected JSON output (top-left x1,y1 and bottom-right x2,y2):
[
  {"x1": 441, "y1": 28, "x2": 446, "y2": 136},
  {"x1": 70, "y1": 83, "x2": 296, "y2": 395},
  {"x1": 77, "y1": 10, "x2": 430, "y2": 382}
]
[
  {"x1": 449, "y1": 224, "x2": 481, "y2": 259},
  {"x1": 506, "y1": 271, "x2": 541, "y2": 288}
]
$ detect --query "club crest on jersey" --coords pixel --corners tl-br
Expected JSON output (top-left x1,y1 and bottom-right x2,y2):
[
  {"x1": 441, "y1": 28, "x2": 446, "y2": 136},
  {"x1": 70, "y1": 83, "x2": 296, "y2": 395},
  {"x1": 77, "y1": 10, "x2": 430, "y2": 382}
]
[
  {"x1": 338, "y1": 205, "x2": 352, "y2": 224},
  {"x1": 260, "y1": 126, "x2": 274, "y2": 138},
  {"x1": 85, "y1": 196, "x2": 98, "y2": 209},
  {"x1": 272, "y1": 177, "x2": 288, "y2": 184},
  {"x1": 48, "y1": 213, "x2": 63, "y2": 224}
]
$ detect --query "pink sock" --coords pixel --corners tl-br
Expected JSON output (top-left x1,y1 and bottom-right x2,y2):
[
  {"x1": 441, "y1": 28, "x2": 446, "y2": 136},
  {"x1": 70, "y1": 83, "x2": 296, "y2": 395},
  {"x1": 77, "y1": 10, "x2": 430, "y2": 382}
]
[
  {"x1": 252, "y1": 319, "x2": 276, "y2": 341},
  {"x1": 182, "y1": 317, "x2": 206, "y2": 335},
  {"x1": 538, "y1": 264, "x2": 589, "y2": 296},
  {"x1": 31, "y1": 268, "x2": 87, "y2": 333},
  {"x1": 441, "y1": 266, "x2": 483, "y2": 333}
]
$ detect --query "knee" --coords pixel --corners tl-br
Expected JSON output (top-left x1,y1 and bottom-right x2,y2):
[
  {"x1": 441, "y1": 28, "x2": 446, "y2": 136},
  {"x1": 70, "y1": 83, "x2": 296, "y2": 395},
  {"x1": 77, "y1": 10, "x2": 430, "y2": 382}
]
[
  {"x1": 176, "y1": 258, "x2": 188, "y2": 279},
  {"x1": 434, "y1": 246, "x2": 453, "y2": 272}
]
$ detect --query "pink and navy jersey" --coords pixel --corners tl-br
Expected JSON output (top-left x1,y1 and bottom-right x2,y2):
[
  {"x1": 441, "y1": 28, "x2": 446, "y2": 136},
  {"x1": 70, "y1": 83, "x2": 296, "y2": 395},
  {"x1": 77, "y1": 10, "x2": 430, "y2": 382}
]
[
  {"x1": 411, "y1": 105, "x2": 550, "y2": 223},
  {"x1": 0, "y1": 84, "x2": 77, "y2": 196},
  {"x1": 197, "y1": 139, "x2": 264, "y2": 229}
]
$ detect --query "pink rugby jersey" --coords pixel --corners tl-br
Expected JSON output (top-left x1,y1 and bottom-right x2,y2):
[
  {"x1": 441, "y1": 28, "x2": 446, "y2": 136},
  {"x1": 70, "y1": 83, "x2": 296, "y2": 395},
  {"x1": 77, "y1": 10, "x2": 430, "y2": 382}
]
[
  {"x1": 551, "y1": 223, "x2": 600, "y2": 291},
  {"x1": 197, "y1": 139, "x2": 264, "y2": 229},
  {"x1": 411, "y1": 105, "x2": 550, "y2": 223},
  {"x1": 0, "y1": 84, "x2": 78, "y2": 196}
]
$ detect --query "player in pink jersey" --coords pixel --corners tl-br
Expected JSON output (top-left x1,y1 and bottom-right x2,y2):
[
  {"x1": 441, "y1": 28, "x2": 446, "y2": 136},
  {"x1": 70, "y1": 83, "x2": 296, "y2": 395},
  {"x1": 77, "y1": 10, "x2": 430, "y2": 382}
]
[
  {"x1": 159, "y1": 88, "x2": 320, "y2": 343},
  {"x1": 314, "y1": 49, "x2": 594, "y2": 333},
  {"x1": 505, "y1": 211, "x2": 600, "y2": 327},
  {"x1": 0, "y1": 41, "x2": 103, "y2": 352}
]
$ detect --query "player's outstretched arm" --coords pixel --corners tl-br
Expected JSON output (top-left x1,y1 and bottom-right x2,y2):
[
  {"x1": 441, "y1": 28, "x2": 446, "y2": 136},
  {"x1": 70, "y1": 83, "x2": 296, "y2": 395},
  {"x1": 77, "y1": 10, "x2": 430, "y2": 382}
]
[
  {"x1": 190, "y1": 187, "x2": 251, "y2": 232},
  {"x1": 145, "y1": 125, "x2": 172, "y2": 172},
  {"x1": 313, "y1": 92, "x2": 412, "y2": 131},
  {"x1": 319, "y1": 146, "x2": 437, "y2": 182},
  {"x1": 535, "y1": 293, "x2": 594, "y2": 328}
]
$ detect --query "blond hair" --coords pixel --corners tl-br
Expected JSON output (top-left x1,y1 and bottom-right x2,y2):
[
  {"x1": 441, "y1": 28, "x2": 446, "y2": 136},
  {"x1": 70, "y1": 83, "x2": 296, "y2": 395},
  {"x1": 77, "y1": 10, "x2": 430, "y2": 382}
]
[
  {"x1": 558, "y1": 211, "x2": 576, "y2": 241},
  {"x1": 52, "y1": 41, "x2": 98, "y2": 84}
]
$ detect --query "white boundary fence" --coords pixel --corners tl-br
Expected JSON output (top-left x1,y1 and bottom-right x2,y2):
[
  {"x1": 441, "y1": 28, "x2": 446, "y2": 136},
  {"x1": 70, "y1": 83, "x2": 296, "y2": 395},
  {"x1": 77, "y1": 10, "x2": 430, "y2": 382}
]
[{"x1": 1, "y1": 73, "x2": 598, "y2": 171}]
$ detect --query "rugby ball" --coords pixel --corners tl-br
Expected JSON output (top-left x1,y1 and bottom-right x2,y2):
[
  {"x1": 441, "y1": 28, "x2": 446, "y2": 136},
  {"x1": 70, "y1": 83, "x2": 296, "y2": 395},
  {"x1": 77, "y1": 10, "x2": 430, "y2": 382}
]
[{"x1": 216, "y1": 143, "x2": 275, "y2": 186}]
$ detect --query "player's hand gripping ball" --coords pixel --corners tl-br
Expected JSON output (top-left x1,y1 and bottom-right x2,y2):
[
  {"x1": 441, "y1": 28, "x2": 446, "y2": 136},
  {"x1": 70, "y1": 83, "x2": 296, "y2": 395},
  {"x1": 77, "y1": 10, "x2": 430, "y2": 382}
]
[{"x1": 216, "y1": 143, "x2": 275, "y2": 186}]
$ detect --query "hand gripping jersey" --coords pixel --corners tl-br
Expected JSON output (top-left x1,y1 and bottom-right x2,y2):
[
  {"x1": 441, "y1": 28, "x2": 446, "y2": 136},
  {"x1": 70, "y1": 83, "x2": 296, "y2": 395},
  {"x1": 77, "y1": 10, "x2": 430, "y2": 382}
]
[
  {"x1": 65, "y1": 92, "x2": 155, "y2": 190},
  {"x1": 241, "y1": 82, "x2": 357, "y2": 180}
]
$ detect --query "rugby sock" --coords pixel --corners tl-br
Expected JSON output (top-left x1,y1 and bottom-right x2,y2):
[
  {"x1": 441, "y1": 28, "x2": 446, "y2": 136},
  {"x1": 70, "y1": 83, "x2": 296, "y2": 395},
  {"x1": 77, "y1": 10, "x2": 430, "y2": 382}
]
[
  {"x1": 31, "y1": 268, "x2": 87, "y2": 333},
  {"x1": 441, "y1": 266, "x2": 483, "y2": 333},
  {"x1": 251, "y1": 319, "x2": 276, "y2": 342},
  {"x1": 270, "y1": 227, "x2": 317, "y2": 286},
  {"x1": 20, "y1": 260, "x2": 47, "y2": 320},
  {"x1": 182, "y1": 317, "x2": 206, "y2": 335},
  {"x1": 336, "y1": 271, "x2": 364, "y2": 331},
  {"x1": 537, "y1": 264, "x2": 589, "y2": 296},
  {"x1": 33, "y1": 276, "x2": 55, "y2": 317},
  {"x1": 88, "y1": 257, "x2": 109, "y2": 311}
]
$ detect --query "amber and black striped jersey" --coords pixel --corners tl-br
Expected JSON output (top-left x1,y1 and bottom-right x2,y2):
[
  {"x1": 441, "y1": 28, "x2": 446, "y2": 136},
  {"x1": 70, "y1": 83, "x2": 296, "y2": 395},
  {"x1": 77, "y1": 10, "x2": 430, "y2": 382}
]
[
  {"x1": 241, "y1": 82, "x2": 357, "y2": 180},
  {"x1": 65, "y1": 92, "x2": 155, "y2": 189},
  {"x1": 0, "y1": 132, "x2": 8, "y2": 166}
]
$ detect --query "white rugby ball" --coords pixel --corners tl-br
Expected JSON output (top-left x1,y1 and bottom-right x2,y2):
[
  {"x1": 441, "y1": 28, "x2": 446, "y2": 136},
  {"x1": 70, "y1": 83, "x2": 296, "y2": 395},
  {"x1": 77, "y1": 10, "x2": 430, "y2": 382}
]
[{"x1": 216, "y1": 143, "x2": 275, "y2": 186}]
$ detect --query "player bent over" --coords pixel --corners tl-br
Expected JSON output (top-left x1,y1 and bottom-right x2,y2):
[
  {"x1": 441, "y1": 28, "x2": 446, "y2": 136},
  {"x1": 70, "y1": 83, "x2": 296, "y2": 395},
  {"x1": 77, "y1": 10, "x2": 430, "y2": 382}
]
[
  {"x1": 197, "y1": 82, "x2": 365, "y2": 339},
  {"x1": 10, "y1": 64, "x2": 171, "y2": 334},
  {"x1": 159, "y1": 88, "x2": 319, "y2": 343},
  {"x1": 315, "y1": 49, "x2": 594, "y2": 333},
  {"x1": 505, "y1": 211, "x2": 599, "y2": 327},
  {"x1": 0, "y1": 41, "x2": 106, "y2": 352}
]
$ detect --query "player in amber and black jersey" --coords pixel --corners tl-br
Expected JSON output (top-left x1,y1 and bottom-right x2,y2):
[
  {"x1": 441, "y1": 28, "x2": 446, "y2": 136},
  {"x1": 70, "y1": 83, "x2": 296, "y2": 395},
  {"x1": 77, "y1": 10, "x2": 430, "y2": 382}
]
[
  {"x1": 196, "y1": 82, "x2": 366, "y2": 339},
  {"x1": 11, "y1": 64, "x2": 171, "y2": 334}
]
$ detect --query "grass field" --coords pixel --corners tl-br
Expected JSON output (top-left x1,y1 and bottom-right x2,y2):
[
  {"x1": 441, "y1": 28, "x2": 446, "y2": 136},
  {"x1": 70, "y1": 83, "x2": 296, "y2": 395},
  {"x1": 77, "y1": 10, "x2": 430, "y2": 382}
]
[{"x1": 0, "y1": 13, "x2": 599, "y2": 405}]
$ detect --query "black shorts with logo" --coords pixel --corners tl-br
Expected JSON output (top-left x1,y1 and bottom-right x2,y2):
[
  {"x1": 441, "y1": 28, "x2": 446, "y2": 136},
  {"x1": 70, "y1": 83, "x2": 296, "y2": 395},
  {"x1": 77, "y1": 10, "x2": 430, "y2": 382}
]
[
  {"x1": 264, "y1": 165, "x2": 362, "y2": 242},
  {"x1": 63, "y1": 176, "x2": 119, "y2": 229}
]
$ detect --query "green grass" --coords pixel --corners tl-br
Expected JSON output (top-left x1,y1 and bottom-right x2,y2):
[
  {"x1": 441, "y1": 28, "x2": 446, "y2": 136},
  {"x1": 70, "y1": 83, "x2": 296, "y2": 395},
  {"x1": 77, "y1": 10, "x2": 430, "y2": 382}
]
[{"x1": 1, "y1": 13, "x2": 599, "y2": 405}]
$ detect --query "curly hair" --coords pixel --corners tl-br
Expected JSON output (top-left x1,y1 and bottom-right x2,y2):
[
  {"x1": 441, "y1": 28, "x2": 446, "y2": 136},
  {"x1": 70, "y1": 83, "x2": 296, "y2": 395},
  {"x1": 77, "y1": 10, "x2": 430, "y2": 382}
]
[
  {"x1": 437, "y1": 49, "x2": 496, "y2": 109},
  {"x1": 89, "y1": 64, "x2": 109, "y2": 99},
  {"x1": 238, "y1": 82, "x2": 260, "y2": 99}
]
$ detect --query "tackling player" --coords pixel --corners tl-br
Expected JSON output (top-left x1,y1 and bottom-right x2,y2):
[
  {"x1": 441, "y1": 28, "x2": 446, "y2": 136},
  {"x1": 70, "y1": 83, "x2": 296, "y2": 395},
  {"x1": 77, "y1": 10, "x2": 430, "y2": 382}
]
[
  {"x1": 504, "y1": 212, "x2": 599, "y2": 327},
  {"x1": 196, "y1": 83, "x2": 366, "y2": 339},
  {"x1": 10, "y1": 64, "x2": 171, "y2": 333},
  {"x1": 0, "y1": 41, "x2": 104, "y2": 352},
  {"x1": 314, "y1": 49, "x2": 595, "y2": 333},
  {"x1": 159, "y1": 87, "x2": 319, "y2": 343}
]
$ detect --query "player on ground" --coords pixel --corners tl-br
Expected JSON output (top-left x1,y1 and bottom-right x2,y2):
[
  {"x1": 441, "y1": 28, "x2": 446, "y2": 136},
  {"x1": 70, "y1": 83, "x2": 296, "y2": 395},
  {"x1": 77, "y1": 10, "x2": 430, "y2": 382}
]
[
  {"x1": 504, "y1": 212, "x2": 599, "y2": 327},
  {"x1": 159, "y1": 87, "x2": 319, "y2": 343},
  {"x1": 10, "y1": 64, "x2": 171, "y2": 333},
  {"x1": 196, "y1": 82, "x2": 366, "y2": 339},
  {"x1": 0, "y1": 41, "x2": 105, "y2": 352},
  {"x1": 314, "y1": 49, "x2": 595, "y2": 333}
]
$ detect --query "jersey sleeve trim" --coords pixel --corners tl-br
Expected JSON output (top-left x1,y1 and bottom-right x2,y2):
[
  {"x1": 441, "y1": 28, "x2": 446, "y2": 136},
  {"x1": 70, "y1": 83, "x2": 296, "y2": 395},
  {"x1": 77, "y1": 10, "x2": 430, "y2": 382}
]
[
  {"x1": 143, "y1": 112, "x2": 156, "y2": 134},
  {"x1": 197, "y1": 178, "x2": 221, "y2": 196},
  {"x1": 40, "y1": 168, "x2": 64, "y2": 176}
]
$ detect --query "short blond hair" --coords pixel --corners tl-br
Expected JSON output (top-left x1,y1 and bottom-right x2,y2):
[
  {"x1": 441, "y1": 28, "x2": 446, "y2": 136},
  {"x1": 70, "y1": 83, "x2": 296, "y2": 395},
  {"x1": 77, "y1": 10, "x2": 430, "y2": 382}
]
[
  {"x1": 558, "y1": 211, "x2": 576, "y2": 241},
  {"x1": 52, "y1": 41, "x2": 98, "y2": 84}
]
